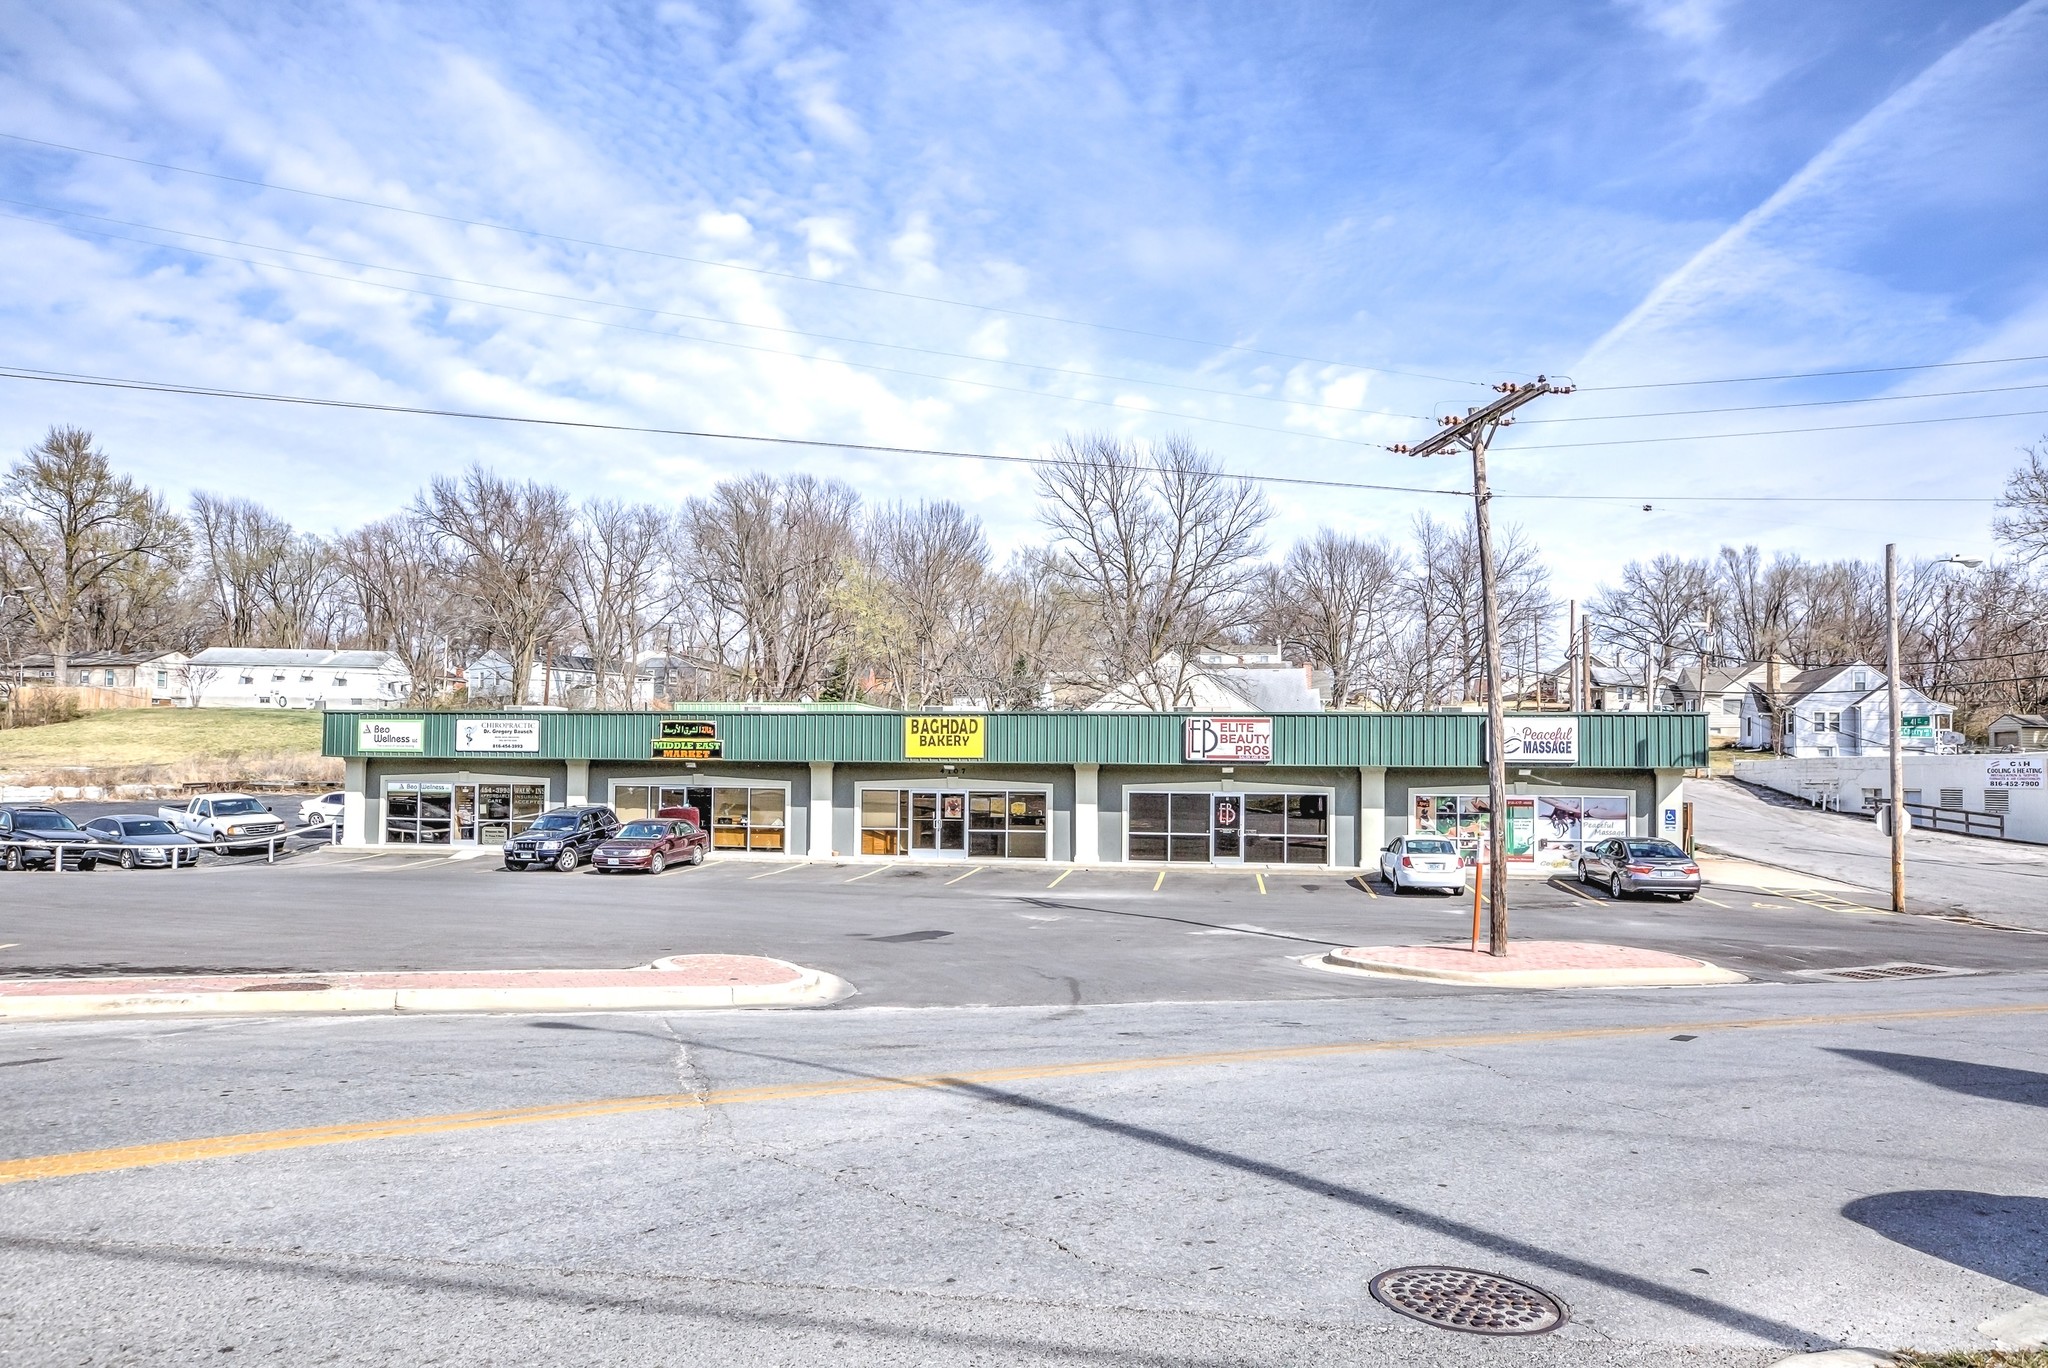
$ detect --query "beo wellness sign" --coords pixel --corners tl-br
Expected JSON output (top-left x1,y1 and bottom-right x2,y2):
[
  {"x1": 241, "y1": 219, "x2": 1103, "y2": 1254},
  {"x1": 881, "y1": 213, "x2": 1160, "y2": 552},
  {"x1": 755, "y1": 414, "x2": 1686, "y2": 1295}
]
[
  {"x1": 1498, "y1": 717, "x2": 1579, "y2": 765},
  {"x1": 905, "y1": 715, "x2": 984, "y2": 759},
  {"x1": 357, "y1": 718, "x2": 424, "y2": 753}
]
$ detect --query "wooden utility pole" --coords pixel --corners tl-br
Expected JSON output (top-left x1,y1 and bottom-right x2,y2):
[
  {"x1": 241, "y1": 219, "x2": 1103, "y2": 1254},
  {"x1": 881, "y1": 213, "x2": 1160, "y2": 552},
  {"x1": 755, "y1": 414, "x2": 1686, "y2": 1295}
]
[
  {"x1": 1393, "y1": 378, "x2": 1574, "y2": 956},
  {"x1": 1886, "y1": 544, "x2": 1905, "y2": 915},
  {"x1": 1580, "y1": 616, "x2": 1592, "y2": 714},
  {"x1": 1566, "y1": 600, "x2": 1577, "y2": 710}
]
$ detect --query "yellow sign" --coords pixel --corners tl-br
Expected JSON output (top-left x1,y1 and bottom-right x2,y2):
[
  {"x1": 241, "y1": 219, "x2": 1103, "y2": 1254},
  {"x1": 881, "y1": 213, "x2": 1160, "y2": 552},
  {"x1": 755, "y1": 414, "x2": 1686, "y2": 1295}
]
[{"x1": 905, "y1": 714, "x2": 985, "y2": 759}]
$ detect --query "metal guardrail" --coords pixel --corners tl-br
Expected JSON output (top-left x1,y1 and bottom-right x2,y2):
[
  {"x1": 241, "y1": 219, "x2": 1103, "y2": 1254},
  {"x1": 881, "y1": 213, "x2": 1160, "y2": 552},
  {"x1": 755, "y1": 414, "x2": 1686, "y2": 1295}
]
[
  {"x1": 10, "y1": 830, "x2": 298, "y2": 871},
  {"x1": 1902, "y1": 802, "x2": 2005, "y2": 840}
]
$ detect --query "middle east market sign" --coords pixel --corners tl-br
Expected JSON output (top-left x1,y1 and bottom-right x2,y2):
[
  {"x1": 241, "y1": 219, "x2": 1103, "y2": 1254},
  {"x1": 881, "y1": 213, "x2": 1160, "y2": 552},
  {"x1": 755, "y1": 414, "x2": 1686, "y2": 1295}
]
[
  {"x1": 1498, "y1": 716, "x2": 1579, "y2": 765},
  {"x1": 653, "y1": 718, "x2": 722, "y2": 759},
  {"x1": 1185, "y1": 716, "x2": 1273, "y2": 763}
]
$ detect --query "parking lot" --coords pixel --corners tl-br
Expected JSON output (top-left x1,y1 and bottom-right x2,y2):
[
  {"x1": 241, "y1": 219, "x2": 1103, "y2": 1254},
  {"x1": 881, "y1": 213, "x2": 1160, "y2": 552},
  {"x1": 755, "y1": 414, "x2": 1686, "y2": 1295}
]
[{"x1": 6, "y1": 795, "x2": 2046, "y2": 1008}]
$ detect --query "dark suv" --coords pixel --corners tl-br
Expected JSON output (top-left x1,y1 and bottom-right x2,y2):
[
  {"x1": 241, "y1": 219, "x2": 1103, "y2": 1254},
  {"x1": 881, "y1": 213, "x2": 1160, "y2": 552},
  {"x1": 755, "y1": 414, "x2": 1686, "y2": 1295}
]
[
  {"x1": 0, "y1": 804, "x2": 100, "y2": 871},
  {"x1": 502, "y1": 805, "x2": 620, "y2": 872}
]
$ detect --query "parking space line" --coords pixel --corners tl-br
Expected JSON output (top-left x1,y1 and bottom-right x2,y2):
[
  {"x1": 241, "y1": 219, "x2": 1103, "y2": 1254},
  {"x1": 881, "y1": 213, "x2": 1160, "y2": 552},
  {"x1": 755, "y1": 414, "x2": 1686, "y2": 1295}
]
[
  {"x1": 1697, "y1": 896, "x2": 1731, "y2": 909},
  {"x1": 1254, "y1": 872, "x2": 1266, "y2": 895},
  {"x1": 1045, "y1": 867, "x2": 1074, "y2": 888},
  {"x1": 1350, "y1": 875, "x2": 1378, "y2": 899},
  {"x1": 1552, "y1": 879, "x2": 1603, "y2": 902},
  {"x1": 745, "y1": 864, "x2": 806, "y2": 880},
  {"x1": 1152, "y1": 870, "x2": 1165, "y2": 892},
  {"x1": 843, "y1": 864, "x2": 891, "y2": 883},
  {"x1": 944, "y1": 866, "x2": 983, "y2": 886}
]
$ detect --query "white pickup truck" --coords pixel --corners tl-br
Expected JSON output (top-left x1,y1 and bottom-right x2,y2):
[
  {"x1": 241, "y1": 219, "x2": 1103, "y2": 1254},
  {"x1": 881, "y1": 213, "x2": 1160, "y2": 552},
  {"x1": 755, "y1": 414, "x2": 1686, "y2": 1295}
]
[{"x1": 159, "y1": 794, "x2": 289, "y2": 852}]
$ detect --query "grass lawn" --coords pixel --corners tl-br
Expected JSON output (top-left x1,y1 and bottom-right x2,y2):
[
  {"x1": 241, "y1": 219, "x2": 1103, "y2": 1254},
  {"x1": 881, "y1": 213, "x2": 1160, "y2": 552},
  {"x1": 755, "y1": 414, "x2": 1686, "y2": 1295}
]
[
  {"x1": 1896, "y1": 1352, "x2": 2048, "y2": 1367},
  {"x1": 0, "y1": 708, "x2": 325, "y2": 768}
]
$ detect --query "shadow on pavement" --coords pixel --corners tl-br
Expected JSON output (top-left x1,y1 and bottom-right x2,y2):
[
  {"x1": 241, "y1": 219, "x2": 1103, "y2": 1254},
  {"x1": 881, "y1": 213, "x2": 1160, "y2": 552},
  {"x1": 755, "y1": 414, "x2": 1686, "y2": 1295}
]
[
  {"x1": 1841, "y1": 1191, "x2": 2048, "y2": 1297},
  {"x1": 1829, "y1": 1049, "x2": 2048, "y2": 1110}
]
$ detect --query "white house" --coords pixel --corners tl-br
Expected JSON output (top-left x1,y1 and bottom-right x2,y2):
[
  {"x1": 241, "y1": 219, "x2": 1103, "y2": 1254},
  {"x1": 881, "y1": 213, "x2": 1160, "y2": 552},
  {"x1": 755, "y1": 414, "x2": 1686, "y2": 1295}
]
[
  {"x1": 464, "y1": 650, "x2": 633, "y2": 708},
  {"x1": 1087, "y1": 647, "x2": 1326, "y2": 712},
  {"x1": 1666, "y1": 660, "x2": 1785, "y2": 742},
  {"x1": 8, "y1": 650, "x2": 189, "y2": 701},
  {"x1": 1737, "y1": 662, "x2": 1954, "y2": 757},
  {"x1": 184, "y1": 648, "x2": 412, "y2": 709}
]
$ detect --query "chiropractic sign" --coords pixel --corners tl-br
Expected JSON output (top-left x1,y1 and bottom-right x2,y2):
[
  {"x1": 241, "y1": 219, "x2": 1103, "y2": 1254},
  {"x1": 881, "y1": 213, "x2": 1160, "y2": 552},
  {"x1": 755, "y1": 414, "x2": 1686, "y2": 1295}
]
[
  {"x1": 455, "y1": 718, "x2": 541, "y2": 753},
  {"x1": 1498, "y1": 717, "x2": 1579, "y2": 765}
]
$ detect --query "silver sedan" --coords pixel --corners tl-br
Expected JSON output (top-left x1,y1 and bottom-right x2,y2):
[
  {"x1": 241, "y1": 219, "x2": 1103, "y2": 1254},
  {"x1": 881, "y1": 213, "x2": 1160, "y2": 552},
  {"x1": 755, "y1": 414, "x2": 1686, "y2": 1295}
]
[{"x1": 1578, "y1": 837, "x2": 1700, "y2": 900}]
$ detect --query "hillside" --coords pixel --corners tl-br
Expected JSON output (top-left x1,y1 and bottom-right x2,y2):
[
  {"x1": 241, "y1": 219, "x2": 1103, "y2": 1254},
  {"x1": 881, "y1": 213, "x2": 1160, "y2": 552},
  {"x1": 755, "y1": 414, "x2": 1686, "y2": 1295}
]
[{"x1": 0, "y1": 708, "x2": 334, "y2": 789}]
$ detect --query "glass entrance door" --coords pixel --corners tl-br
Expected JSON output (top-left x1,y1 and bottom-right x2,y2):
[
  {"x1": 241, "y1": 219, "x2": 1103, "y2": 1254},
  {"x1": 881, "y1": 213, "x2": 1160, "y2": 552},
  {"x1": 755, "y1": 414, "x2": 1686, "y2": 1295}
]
[
  {"x1": 1211, "y1": 793, "x2": 1243, "y2": 863},
  {"x1": 908, "y1": 790, "x2": 968, "y2": 857}
]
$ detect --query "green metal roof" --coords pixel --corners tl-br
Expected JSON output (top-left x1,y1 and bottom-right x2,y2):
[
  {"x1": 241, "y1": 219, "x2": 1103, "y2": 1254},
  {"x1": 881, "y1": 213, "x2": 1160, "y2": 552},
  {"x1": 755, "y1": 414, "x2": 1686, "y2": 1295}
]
[{"x1": 325, "y1": 709, "x2": 1706, "y2": 769}]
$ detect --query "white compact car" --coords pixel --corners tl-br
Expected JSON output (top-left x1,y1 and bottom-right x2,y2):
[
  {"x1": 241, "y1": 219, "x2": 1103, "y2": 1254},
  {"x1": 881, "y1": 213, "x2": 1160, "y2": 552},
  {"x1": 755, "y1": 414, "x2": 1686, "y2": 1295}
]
[
  {"x1": 299, "y1": 792, "x2": 346, "y2": 827},
  {"x1": 1378, "y1": 835, "x2": 1467, "y2": 894}
]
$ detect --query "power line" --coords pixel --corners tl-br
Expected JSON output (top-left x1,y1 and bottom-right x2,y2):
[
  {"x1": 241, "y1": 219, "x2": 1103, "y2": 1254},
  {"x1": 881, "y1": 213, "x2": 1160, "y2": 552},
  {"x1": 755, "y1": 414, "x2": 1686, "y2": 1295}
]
[
  {"x1": 1, "y1": 211, "x2": 1401, "y2": 450},
  {"x1": 0, "y1": 198, "x2": 1430, "y2": 423},
  {"x1": 1, "y1": 364, "x2": 2010, "y2": 506},
  {"x1": 1576, "y1": 353, "x2": 2048, "y2": 392},
  {"x1": 0, "y1": 364, "x2": 1473, "y2": 499},
  {"x1": 1499, "y1": 406, "x2": 2048, "y2": 451},
  {"x1": 1517, "y1": 379, "x2": 2048, "y2": 425},
  {"x1": 0, "y1": 130, "x2": 1483, "y2": 387}
]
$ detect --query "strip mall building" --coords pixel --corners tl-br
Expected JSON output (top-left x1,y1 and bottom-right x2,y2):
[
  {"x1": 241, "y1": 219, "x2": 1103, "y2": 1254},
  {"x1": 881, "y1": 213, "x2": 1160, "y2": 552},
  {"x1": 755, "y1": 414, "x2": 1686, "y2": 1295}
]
[{"x1": 326, "y1": 708, "x2": 1704, "y2": 871}]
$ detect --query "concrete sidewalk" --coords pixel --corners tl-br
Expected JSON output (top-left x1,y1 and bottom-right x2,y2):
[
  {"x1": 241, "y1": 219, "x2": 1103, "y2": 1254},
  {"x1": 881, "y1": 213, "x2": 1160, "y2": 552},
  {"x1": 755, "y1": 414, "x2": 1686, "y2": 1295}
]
[
  {"x1": 1315, "y1": 940, "x2": 1745, "y2": 989},
  {"x1": 0, "y1": 954, "x2": 854, "y2": 1020}
]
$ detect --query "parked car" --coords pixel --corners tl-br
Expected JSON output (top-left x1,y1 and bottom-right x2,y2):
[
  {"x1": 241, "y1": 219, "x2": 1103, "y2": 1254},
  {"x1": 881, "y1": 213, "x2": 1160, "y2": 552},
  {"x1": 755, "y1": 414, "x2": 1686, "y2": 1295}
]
[
  {"x1": 502, "y1": 805, "x2": 620, "y2": 872},
  {"x1": 81, "y1": 815, "x2": 202, "y2": 869},
  {"x1": 592, "y1": 817, "x2": 710, "y2": 874},
  {"x1": 1378, "y1": 834, "x2": 1465, "y2": 894},
  {"x1": 299, "y1": 792, "x2": 346, "y2": 827},
  {"x1": 1577, "y1": 837, "x2": 1700, "y2": 900},
  {"x1": 158, "y1": 794, "x2": 289, "y2": 853},
  {"x1": 0, "y1": 805, "x2": 99, "y2": 871}
]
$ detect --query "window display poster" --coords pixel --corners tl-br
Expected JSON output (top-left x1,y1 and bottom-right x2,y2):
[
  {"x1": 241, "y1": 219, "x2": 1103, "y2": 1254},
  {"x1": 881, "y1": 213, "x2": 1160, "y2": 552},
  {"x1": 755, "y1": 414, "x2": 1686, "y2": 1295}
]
[
  {"x1": 1422, "y1": 794, "x2": 1491, "y2": 866},
  {"x1": 1580, "y1": 796, "x2": 1630, "y2": 844},
  {"x1": 1505, "y1": 798, "x2": 1535, "y2": 861},
  {"x1": 1534, "y1": 796, "x2": 1583, "y2": 870}
]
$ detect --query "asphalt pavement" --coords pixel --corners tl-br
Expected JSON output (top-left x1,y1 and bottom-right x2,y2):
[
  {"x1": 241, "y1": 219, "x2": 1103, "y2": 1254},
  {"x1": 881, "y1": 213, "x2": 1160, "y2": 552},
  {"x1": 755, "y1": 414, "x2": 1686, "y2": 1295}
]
[{"x1": 1691, "y1": 776, "x2": 2048, "y2": 930}]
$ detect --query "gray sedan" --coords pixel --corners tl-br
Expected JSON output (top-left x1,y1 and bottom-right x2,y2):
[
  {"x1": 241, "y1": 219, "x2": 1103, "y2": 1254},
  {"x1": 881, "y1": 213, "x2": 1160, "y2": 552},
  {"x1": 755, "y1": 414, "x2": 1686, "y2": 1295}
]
[
  {"x1": 1577, "y1": 837, "x2": 1700, "y2": 900},
  {"x1": 82, "y1": 816, "x2": 202, "y2": 869}
]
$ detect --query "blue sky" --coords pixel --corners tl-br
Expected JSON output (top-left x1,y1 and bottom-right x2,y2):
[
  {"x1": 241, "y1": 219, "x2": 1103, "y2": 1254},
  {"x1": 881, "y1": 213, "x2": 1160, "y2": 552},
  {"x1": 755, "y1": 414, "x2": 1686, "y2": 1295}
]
[{"x1": 2, "y1": 0, "x2": 2045, "y2": 599}]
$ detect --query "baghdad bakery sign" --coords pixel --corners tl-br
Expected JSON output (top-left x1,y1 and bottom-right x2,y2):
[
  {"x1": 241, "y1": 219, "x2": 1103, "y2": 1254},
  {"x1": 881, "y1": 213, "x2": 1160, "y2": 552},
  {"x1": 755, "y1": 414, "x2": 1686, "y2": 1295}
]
[{"x1": 1499, "y1": 716, "x2": 1579, "y2": 765}]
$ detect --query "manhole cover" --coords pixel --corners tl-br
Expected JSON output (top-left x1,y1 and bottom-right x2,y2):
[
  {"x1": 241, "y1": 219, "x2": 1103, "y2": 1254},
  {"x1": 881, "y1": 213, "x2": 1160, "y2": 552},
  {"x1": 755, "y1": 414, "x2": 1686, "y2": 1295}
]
[
  {"x1": 233, "y1": 981, "x2": 332, "y2": 993},
  {"x1": 1368, "y1": 1266, "x2": 1566, "y2": 1336}
]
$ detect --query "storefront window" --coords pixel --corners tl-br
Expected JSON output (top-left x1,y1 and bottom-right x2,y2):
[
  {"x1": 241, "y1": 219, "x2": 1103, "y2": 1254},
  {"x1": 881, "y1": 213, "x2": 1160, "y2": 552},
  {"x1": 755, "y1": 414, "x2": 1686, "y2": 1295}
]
[
  {"x1": 1414, "y1": 793, "x2": 1628, "y2": 869},
  {"x1": 387, "y1": 781, "x2": 545, "y2": 844},
  {"x1": 1131, "y1": 790, "x2": 1330, "y2": 864},
  {"x1": 859, "y1": 788, "x2": 1047, "y2": 859}
]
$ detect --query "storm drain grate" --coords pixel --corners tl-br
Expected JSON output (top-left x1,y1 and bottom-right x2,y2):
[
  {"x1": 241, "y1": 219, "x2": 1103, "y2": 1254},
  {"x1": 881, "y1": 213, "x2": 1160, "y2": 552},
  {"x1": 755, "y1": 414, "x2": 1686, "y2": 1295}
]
[
  {"x1": 1368, "y1": 1266, "x2": 1566, "y2": 1336},
  {"x1": 1793, "y1": 963, "x2": 1977, "y2": 983}
]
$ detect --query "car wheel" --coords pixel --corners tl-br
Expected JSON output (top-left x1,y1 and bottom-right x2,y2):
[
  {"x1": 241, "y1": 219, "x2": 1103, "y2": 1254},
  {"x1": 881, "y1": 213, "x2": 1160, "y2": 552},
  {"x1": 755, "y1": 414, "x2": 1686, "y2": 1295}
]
[
  {"x1": 554, "y1": 848, "x2": 579, "y2": 873},
  {"x1": 1609, "y1": 873, "x2": 1624, "y2": 900},
  {"x1": 79, "y1": 858, "x2": 97, "y2": 871},
  {"x1": 689, "y1": 846, "x2": 705, "y2": 867},
  {"x1": 1577, "y1": 861, "x2": 1589, "y2": 885},
  {"x1": 120, "y1": 850, "x2": 137, "y2": 870},
  {"x1": 1678, "y1": 892, "x2": 1696, "y2": 902},
  {"x1": 3, "y1": 848, "x2": 18, "y2": 872},
  {"x1": 504, "y1": 860, "x2": 523, "y2": 871},
  {"x1": 649, "y1": 852, "x2": 666, "y2": 875}
]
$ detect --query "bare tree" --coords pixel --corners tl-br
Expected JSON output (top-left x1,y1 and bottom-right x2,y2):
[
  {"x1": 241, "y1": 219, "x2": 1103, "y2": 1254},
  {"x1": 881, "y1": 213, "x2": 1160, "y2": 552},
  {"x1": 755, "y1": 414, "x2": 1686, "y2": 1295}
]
[
  {"x1": 565, "y1": 501, "x2": 677, "y2": 707},
  {"x1": 1589, "y1": 555, "x2": 1715, "y2": 704},
  {"x1": 0, "y1": 427, "x2": 187, "y2": 683},
  {"x1": 1994, "y1": 441, "x2": 2048, "y2": 561},
  {"x1": 831, "y1": 501, "x2": 998, "y2": 708},
  {"x1": 335, "y1": 514, "x2": 453, "y2": 702},
  {"x1": 1256, "y1": 530, "x2": 1409, "y2": 708},
  {"x1": 1036, "y1": 433, "x2": 1268, "y2": 706},
  {"x1": 682, "y1": 473, "x2": 860, "y2": 700},
  {"x1": 1410, "y1": 512, "x2": 1551, "y2": 705},
  {"x1": 416, "y1": 466, "x2": 576, "y2": 705}
]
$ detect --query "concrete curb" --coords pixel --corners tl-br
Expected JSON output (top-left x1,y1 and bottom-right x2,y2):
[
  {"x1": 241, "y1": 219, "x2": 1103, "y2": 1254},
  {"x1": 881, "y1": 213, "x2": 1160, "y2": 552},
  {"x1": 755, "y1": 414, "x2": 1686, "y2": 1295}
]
[
  {"x1": 0, "y1": 958, "x2": 855, "y2": 1022},
  {"x1": 1307, "y1": 950, "x2": 1747, "y2": 990}
]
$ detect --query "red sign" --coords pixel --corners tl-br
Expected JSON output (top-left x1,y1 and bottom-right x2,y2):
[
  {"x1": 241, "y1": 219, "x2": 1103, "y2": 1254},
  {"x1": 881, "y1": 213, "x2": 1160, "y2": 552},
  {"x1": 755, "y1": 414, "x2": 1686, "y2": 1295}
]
[{"x1": 1184, "y1": 717, "x2": 1272, "y2": 763}]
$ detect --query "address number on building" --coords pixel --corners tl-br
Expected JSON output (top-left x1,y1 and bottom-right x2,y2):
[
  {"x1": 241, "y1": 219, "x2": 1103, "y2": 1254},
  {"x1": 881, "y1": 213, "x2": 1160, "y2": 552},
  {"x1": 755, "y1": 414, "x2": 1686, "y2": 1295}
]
[{"x1": 1185, "y1": 717, "x2": 1272, "y2": 763}]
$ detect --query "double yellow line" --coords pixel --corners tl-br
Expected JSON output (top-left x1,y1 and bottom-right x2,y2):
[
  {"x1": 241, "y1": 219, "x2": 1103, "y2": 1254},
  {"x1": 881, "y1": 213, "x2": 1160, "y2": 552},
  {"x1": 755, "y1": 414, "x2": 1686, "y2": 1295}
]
[{"x1": 5, "y1": 1000, "x2": 2042, "y2": 1188}]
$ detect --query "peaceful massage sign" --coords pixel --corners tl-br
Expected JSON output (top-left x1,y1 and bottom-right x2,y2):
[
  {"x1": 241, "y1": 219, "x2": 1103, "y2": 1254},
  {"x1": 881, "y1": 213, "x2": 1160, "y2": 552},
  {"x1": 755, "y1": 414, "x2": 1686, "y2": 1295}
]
[
  {"x1": 1499, "y1": 717, "x2": 1579, "y2": 765},
  {"x1": 905, "y1": 715, "x2": 985, "y2": 759}
]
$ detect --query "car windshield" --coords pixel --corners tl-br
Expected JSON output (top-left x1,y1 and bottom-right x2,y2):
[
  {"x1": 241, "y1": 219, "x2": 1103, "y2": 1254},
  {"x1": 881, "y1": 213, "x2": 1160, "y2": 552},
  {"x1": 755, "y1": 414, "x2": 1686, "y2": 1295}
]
[
  {"x1": 122, "y1": 820, "x2": 178, "y2": 836},
  {"x1": 212, "y1": 799, "x2": 266, "y2": 816},
  {"x1": 1627, "y1": 840, "x2": 1688, "y2": 859},
  {"x1": 618, "y1": 822, "x2": 669, "y2": 839},
  {"x1": 14, "y1": 811, "x2": 81, "y2": 833},
  {"x1": 530, "y1": 813, "x2": 578, "y2": 831},
  {"x1": 1405, "y1": 839, "x2": 1455, "y2": 854}
]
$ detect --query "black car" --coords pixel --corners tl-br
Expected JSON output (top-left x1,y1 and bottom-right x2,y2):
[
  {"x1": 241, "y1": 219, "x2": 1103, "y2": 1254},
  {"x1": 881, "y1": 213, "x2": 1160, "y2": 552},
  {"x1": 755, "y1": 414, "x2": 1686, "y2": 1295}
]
[
  {"x1": 0, "y1": 804, "x2": 99, "y2": 871},
  {"x1": 503, "y1": 805, "x2": 621, "y2": 871}
]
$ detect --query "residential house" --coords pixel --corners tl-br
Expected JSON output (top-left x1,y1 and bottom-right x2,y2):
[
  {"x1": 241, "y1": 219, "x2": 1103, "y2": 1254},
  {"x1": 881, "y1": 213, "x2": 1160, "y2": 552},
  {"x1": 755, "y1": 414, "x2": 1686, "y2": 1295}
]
[
  {"x1": 1987, "y1": 713, "x2": 2048, "y2": 751},
  {"x1": 1665, "y1": 660, "x2": 1786, "y2": 742},
  {"x1": 6, "y1": 651, "x2": 189, "y2": 701},
  {"x1": 1087, "y1": 647, "x2": 1326, "y2": 712},
  {"x1": 1737, "y1": 662, "x2": 1955, "y2": 757},
  {"x1": 464, "y1": 650, "x2": 632, "y2": 708},
  {"x1": 184, "y1": 648, "x2": 412, "y2": 709}
]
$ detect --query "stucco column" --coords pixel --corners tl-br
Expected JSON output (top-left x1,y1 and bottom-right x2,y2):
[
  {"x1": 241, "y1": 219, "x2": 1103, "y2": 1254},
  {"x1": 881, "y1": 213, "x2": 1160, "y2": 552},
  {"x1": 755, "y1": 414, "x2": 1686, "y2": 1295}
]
[
  {"x1": 566, "y1": 760, "x2": 590, "y2": 808},
  {"x1": 1652, "y1": 770, "x2": 1685, "y2": 840},
  {"x1": 1073, "y1": 763, "x2": 1099, "y2": 864},
  {"x1": 341, "y1": 757, "x2": 368, "y2": 848},
  {"x1": 809, "y1": 761, "x2": 834, "y2": 858},
  {"x1": 1357, "y1": 766, "x2": 1386, "y2": 867}
]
